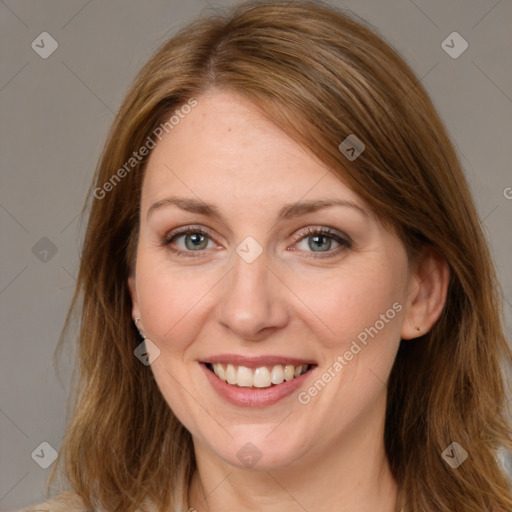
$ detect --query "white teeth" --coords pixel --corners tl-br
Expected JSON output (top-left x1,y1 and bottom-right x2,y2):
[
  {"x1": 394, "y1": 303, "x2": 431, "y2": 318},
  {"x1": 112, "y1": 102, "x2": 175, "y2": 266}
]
[
  {"x1": 236, "y1": 366, "x2": 253, "y2": 387},
  {"x1": 212, "y1": 363, "x2": 225, "y2": 381},
  {"x1": 210, "y1": 363, "x2": 309, "y2": 388},
  {"x1": 284, "y1": 365, "x2": 295, "y2": 381},
  {"x1": 253, "y1": 367, "x2": 271, "y2": 388},
  {"x1": 226, "y1": 364, "x2": 237, "y2": 385},
  {"x1": 271, "y1": 365, "x2": 284, "y2": 385}
]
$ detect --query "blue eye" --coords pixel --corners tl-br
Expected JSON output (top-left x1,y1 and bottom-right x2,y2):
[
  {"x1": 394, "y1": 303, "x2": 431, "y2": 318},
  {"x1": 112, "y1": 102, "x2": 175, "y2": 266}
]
[
  {"x1": 292, "y1": 227, "x2": 351, "y2": 258},
  {"x1": 162, "y1": 225, "x2": 351, "y2": 259},
  {"x1": 175, "y1": 231, "x2": 211, "y2": 251},
  {"x1": 163, "y1": 227, "x2": 215, "y2": 257}
]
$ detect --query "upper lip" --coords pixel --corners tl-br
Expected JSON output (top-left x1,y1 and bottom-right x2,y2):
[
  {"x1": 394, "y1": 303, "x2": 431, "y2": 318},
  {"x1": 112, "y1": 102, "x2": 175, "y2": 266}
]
[{"x1": 201, "y1": 354, "x2": 316, "y2": 368}]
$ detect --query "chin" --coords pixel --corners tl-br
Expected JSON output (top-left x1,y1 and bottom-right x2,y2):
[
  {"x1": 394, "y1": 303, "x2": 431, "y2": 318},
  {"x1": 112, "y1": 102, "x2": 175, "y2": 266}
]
[{"x1": 202, "y1": 426, "x2": 312, "y2": 472}]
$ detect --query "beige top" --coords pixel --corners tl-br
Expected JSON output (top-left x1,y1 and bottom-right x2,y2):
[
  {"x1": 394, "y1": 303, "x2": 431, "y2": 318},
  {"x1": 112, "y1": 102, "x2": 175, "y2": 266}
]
[
  {"x1": 17, "y1": 492, "x2": 161, "y2": 512},
  {"x1": 19, "y1": 490, "x2": 404, "y2": 511},
  {"x1": 17, "y1": 492, "x2": 91, "y2": 512},
  {"x1": 18, "y1": 471, "x2": 187, "y2": 512}
]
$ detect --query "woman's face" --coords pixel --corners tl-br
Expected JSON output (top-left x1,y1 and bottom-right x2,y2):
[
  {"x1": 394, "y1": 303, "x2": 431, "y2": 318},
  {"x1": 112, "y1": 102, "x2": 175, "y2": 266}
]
[{"x1": 129, "y1": 90, "x2": 418, "y2": 471}]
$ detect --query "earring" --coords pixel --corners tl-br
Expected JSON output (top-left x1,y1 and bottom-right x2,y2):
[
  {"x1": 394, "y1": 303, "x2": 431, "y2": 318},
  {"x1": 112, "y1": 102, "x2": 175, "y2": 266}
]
[{"x1": 134, "y1": 317, "x2": 145, "y2": 339}]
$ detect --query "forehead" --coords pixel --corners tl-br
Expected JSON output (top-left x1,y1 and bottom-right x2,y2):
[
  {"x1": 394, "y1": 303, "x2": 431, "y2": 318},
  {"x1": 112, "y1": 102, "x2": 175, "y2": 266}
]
[{"x1": 141, "y1": 91, "x2": 365, "y2": 213}]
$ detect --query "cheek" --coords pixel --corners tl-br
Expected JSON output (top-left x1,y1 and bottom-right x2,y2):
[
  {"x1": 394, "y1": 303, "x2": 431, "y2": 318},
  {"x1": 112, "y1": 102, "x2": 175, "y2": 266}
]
[
  {"x1": 134, "y1": 252, "x2": 219, "y2": 352},
  {"x1": 295, "y1": 260, "x2": 406, "y2": 352},
  {"x1": 293, "y1": 262, "x2": 406, "y2": 429}
]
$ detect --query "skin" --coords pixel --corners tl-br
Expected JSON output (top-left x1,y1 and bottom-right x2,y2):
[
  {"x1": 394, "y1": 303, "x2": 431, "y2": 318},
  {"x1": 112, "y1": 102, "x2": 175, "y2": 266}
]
[{"x1": 128, "y1": 90, "x2": 449, "y2": 512}]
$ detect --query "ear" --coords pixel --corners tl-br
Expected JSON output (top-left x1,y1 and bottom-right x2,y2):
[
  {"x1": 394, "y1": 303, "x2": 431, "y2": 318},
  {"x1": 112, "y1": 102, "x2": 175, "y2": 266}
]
[
  {"x1": 401, "y1": 246, "x2": 450, "y2": 340},
  {"x1": 128, "y1": 275, "x2": 142, "y2": 324}
]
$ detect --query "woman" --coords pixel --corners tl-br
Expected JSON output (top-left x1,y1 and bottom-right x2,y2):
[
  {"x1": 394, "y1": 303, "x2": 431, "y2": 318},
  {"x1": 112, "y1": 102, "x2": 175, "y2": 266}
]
[{"x1": 21, "y1": 1, "x2": 512, "y2": 511}]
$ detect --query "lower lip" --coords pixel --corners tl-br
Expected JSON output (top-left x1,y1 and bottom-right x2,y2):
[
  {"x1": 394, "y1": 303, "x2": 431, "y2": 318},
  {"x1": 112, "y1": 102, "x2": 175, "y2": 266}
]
[{"x1": 201, "y1": 363, "x2": 314, "y2": 408}]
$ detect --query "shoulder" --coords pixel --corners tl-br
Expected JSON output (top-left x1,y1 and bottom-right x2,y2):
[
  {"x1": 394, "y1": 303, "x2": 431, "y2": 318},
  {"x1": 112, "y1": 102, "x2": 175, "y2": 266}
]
[
  {"x1": 17, "y1": 492, "x2": 162, "y2": 512},
  {"x1": 17, "y1": 492, "x2": 91, "y2": 512}
]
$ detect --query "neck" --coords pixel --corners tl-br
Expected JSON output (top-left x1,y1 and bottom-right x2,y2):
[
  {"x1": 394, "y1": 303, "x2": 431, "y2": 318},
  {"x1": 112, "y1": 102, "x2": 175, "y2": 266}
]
[{"x1": 187, "y1": 393, "x2": 400, "y2": 512}]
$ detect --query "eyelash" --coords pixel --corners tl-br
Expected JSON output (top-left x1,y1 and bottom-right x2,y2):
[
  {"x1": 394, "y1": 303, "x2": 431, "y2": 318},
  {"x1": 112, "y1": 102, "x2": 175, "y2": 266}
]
[{"x1": 161, "y1": 225, "x2": 352, "y2": 260}]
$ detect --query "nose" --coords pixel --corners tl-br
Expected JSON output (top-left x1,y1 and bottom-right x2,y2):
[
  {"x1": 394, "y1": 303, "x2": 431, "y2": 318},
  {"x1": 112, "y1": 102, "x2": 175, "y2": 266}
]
[{"x1": 215, "y1": 249, "x2": 289, "y2": 341}]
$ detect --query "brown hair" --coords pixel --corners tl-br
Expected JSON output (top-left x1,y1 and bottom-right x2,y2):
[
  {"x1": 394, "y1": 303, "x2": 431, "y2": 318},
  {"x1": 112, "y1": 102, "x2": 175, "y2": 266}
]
[{"x1": 48, "y1": 1, "x2": 512, "y2": 510}]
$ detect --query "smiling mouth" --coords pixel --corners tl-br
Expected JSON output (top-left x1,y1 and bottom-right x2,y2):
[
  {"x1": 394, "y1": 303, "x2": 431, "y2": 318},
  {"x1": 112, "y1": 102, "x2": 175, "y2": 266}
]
[{"x1": 204, "y1": 362, "x2": 315, "y2": 388}]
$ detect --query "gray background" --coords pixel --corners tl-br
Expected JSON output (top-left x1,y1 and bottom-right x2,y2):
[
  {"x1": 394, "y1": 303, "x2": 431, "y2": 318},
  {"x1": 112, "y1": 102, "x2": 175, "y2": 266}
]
[{"x1": 1, "y1": 0, "x2": 511, "y2": 510}]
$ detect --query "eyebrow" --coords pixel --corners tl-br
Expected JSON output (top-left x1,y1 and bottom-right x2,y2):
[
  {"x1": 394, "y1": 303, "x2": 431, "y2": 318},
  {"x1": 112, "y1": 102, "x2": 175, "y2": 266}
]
[{"x1": 146, "y1": 196, "x2": 368, "y2": 223}]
